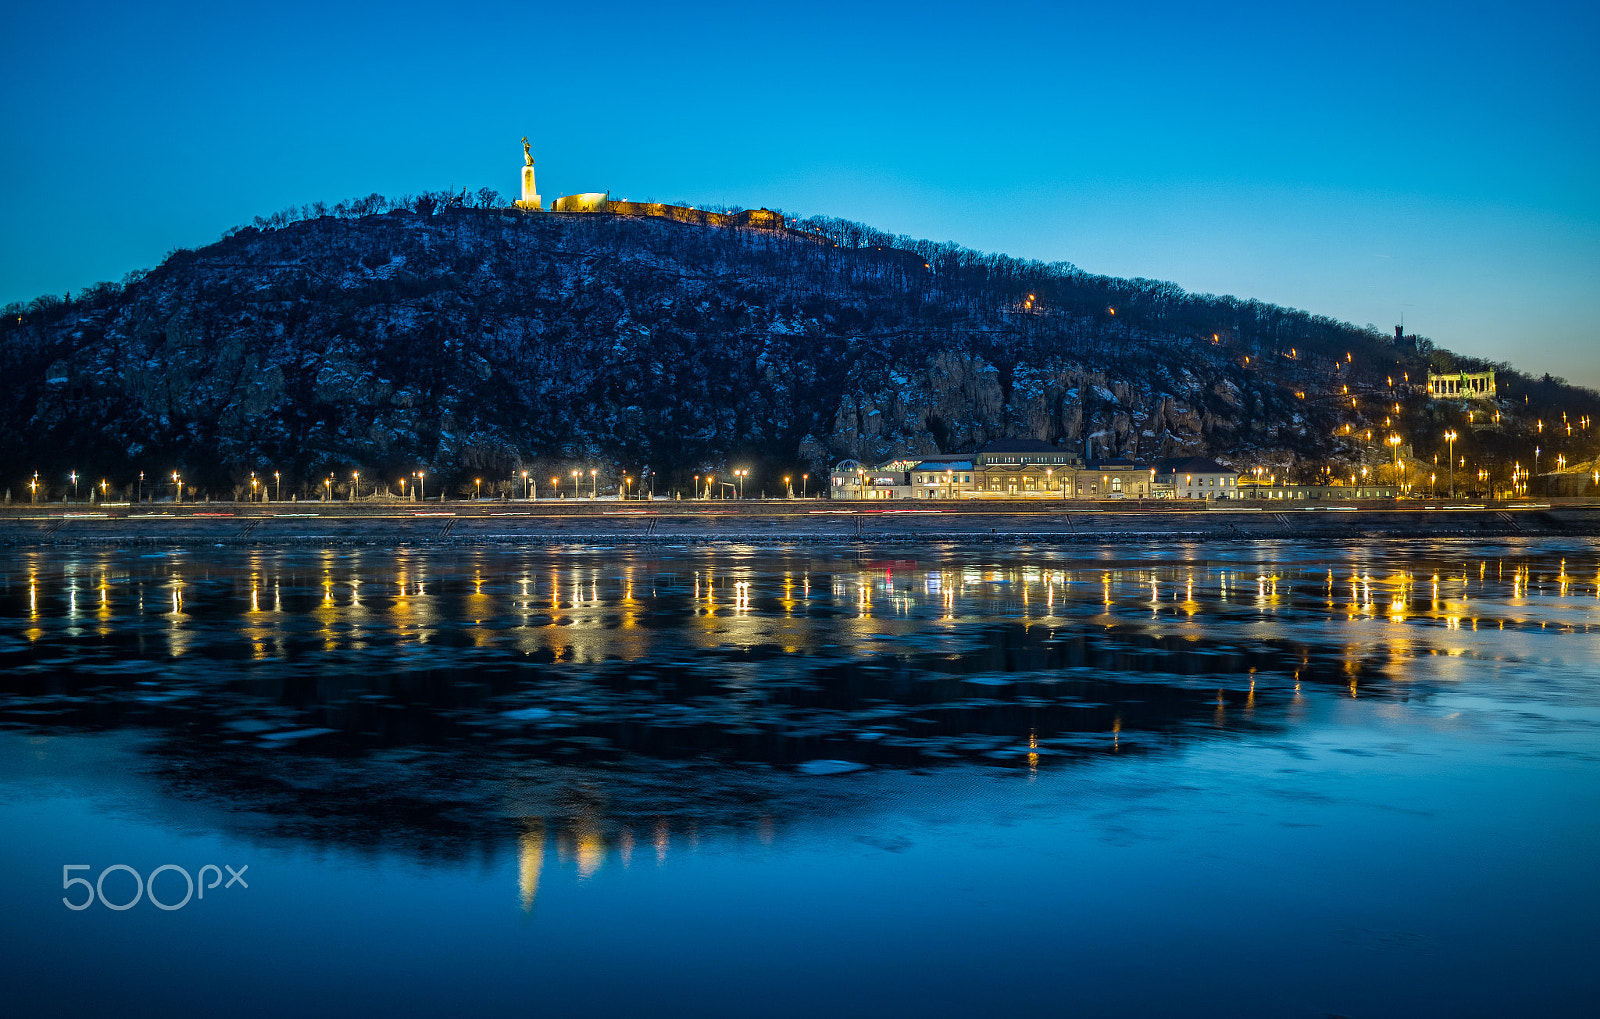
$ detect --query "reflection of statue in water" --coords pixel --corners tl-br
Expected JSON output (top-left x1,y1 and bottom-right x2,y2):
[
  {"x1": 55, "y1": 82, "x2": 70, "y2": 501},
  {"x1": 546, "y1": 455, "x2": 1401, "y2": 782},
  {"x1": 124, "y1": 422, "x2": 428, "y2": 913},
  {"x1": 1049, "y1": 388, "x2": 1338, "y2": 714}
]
[{"x1": 521, "y1": 136, "x2": 533, "y2": 166}]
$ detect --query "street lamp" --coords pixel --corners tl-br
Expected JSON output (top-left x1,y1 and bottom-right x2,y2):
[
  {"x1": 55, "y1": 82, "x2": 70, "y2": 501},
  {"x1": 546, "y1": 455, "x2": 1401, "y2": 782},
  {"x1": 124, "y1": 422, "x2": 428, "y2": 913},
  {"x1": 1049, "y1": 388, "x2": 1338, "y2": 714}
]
[
  {"x1": 1444, "y1": 430, "x2": 1457, "y2": 499},
  {"x1": 1533, "y1": 446, "x2": 1540, "y2": 499},
  {"x1": 138, "y1": 471, "x2": 144, "y2": 504},
  {"x1": 30, "y1": 472, "x2": 38, "y2": 505},
  {"x1": 733, "y1": 469, "x2": 747, "y2": 499},
  {"x1": 70, "y1": 471, "x2": 78, "y2": 501},
  {"x1": 324, "y1": 477, "x2": 332, "y2": 501},
  {"x1": 590, "y1": 468, "x2": 598, "y2": 499},
  {"x1": 476, "y1": 478, "x2": 482, "y2": 501},
  {"x1": 550, "y1": 477, "x2": 557, "y2": 501},
  {"x1": 417, "y1": 470, "x2": 426, "y2": 501},
  {"x1": 784, "y1": 475, "x2": 792, "y2": 498},
  {"x1": 274, "y1": 471, "x2": 281, "y2": 502},
  {"x1": 571, "y1": 469, "x2": 581, "y2": 499},
  {"x1": 351, "y1": 471, "x2": 359, "y2": 501},
  {"x1": 521, "y1": 471, "x2": 529, "y2": 500},
  {"x1": 173, "y1": 472, "x2": 182, "y2": 504}
]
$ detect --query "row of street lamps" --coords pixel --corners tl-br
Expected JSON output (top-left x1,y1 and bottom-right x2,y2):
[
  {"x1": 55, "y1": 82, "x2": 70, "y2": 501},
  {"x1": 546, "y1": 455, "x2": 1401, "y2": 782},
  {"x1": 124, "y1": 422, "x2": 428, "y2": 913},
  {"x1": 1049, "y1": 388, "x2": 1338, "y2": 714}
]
[{"x1": 23, "y1": 466, "x2": 815, "y2": 503}]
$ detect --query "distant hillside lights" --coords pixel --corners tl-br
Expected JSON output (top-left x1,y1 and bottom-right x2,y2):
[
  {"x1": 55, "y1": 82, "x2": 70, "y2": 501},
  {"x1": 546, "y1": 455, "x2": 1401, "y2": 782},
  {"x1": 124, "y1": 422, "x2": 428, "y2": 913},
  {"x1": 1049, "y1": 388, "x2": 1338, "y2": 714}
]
[{"x1": 512, "y1": 138, "x2": 786, "y2": 228}]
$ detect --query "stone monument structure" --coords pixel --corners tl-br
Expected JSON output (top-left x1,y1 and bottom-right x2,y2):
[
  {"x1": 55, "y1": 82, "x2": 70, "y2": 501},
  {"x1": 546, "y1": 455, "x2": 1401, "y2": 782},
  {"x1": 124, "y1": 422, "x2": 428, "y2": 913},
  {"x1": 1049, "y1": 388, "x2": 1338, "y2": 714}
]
[
  {"x1": 1427, "y1": 369, "x2": 1497, "y2": 400},
  {"x1": 515, "y1": 137, "x2": 541, "y2": 210}
]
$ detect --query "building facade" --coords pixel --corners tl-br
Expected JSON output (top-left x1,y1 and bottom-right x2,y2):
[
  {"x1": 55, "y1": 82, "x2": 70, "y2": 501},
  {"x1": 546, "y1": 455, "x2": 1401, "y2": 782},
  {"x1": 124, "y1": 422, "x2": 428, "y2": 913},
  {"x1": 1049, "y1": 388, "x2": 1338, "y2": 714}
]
[
  {"x1": 1155, "y1": 457, "x2": 1242, "y2": 500},
  {"x1": 830, "y1": 441, "x2": 1206, "y2": 500},
  {"x1": 1237, "y1": 481, "x2": 1401, "y2": 501}
]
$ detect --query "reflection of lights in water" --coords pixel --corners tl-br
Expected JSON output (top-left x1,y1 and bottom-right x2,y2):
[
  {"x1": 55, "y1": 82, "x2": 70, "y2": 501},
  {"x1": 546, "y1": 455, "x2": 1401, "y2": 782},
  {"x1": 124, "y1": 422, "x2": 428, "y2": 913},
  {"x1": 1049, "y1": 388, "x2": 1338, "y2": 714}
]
[
  {"x1": 575, "y1": 825, "x2": 604, "y2": 880},
  {"x1": 1028, "y1": 729, "x2": 1039, "y2": 777},
  {"x1": 619, "y1": 828, "x2": 634, "y2": 867},
  {"x1": 518, "y1": 825, "x2": 544, "y2": 913},
  {"x1": 654, "y1": 819, "x2": 669, "y2": 865},
  {"x1": 166, "y1": 576, "x2": 189, "y2": 657}
]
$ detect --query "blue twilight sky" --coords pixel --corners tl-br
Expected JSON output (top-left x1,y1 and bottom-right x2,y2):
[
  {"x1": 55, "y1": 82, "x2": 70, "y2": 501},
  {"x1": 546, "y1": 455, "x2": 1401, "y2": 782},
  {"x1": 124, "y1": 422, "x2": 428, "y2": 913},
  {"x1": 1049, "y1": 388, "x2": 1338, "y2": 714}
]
[{"x1": 2, "y1": 0, "x2": 1597, "y2": 386}]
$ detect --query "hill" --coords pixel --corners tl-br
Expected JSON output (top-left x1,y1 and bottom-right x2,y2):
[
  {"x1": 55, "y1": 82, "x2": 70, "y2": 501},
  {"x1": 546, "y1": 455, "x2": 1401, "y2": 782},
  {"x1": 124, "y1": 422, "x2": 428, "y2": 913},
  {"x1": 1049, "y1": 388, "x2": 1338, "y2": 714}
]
[{"x1": 2, "y1": 199, "x2": 1594, "y2": 500}]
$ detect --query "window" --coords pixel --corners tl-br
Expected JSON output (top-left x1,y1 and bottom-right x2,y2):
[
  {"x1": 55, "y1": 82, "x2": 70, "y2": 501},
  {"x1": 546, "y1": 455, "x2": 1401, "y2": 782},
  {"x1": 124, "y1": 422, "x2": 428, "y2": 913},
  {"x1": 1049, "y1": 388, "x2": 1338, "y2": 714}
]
[{"x1": 1112, "y1": 477, "x2": 1123, "y2": 492}]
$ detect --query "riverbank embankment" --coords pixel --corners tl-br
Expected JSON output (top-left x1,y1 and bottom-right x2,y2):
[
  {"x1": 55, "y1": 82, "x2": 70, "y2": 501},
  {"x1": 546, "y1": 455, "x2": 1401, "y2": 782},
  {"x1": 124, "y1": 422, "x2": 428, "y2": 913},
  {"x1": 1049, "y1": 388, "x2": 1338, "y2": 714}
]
[{"x1": 2, "y1": 499, "x2": 1598, "y2": 546}]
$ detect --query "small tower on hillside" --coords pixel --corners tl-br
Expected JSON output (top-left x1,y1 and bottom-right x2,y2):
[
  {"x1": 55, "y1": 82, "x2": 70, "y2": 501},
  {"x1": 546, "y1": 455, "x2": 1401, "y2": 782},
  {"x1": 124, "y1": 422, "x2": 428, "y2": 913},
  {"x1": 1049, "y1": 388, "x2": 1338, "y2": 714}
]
[{"x1": 516, "y1": 136, "x2": 541, "y2": 210}]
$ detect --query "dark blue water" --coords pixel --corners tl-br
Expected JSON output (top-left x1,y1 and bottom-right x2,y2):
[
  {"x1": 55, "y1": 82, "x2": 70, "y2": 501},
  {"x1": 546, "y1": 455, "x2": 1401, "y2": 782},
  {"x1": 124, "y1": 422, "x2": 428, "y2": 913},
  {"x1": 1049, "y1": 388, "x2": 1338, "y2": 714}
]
[{"x1": 2, "y1": 540, "x2": 1598, "y2": 1017}]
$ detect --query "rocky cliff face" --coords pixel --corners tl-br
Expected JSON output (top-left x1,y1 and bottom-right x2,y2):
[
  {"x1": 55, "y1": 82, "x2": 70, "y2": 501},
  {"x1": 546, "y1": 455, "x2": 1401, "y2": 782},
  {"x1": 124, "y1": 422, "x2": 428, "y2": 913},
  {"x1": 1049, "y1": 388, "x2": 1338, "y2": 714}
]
[{"x1": 0, "y1": 207, "x2": 1436, "y2": 495}]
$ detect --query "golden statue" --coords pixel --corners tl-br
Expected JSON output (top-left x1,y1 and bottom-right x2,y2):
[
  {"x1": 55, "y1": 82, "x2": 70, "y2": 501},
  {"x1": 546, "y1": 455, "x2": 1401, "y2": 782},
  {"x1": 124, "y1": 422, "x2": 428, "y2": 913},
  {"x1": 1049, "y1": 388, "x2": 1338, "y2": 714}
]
[{"x1": 521, "y1": 136, "x2": 534, "y2": 167}]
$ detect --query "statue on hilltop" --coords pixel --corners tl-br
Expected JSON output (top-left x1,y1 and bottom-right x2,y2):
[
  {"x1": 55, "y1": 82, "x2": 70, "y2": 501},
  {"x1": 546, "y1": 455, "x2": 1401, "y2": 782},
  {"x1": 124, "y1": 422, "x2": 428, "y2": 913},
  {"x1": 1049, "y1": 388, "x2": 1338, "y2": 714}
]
[{"x1": 522, "y1": 136, "x2": 534, "y2": 167}]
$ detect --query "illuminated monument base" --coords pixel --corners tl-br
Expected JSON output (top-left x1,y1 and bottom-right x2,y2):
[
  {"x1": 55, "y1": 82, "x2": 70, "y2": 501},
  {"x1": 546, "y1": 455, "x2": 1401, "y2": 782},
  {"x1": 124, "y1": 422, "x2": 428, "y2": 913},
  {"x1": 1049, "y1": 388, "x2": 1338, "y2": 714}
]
[{"x1": 516, "y1": 164, "x2": 541, "y2": 211}]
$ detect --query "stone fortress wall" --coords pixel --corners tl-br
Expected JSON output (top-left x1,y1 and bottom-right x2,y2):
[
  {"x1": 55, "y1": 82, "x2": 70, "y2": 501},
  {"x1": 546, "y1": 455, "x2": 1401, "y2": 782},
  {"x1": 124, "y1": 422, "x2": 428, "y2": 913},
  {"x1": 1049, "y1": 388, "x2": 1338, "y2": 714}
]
[
  {"x1": 607, "y1": 201, "x2": 784, "y2": 230},
  {"x1": 551, "y1": 194, "x2": 786, "y2": 230}
]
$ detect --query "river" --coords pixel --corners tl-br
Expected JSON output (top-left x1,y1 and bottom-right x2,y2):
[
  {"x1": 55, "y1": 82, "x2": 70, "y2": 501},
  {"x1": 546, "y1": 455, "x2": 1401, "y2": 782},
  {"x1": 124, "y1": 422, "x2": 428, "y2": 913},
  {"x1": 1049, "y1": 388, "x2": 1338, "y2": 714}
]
[{"x1": 2, "y1": 539, "x2": 1597, "y2": 1017}]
